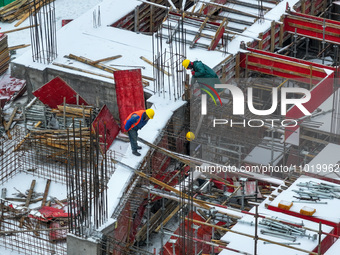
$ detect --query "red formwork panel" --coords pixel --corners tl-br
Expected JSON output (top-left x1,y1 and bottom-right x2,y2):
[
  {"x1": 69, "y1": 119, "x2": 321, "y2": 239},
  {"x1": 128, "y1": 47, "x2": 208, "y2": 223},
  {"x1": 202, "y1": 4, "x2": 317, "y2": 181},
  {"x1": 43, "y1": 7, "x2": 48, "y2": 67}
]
[
  {"x1": 49, "y1": 221, "x2": 68, "y2": 241},
  {"x1": 209, "y1": 26, "x2": 225, "y2": 51},
  {"x1": 239, "y1": 48, "x2": 336, "y2": 142},
  {"x1": 240, "y1": 49, "x2": 332, "y2": 83},
  {"x1": 61, "y1": 19, "x2": 73, "y2": 27},
  {"x1": 151, "y1": 134, "x2": 171, "y2": 178},
  {"x1": 33, "y1": 77, "x2": 88, "y2": 109},
  {"x1": 163, "y1": 211, "x2": 213, "y2": 255},
  {"x1": 113, "y1": 69, "x2": 145, "y2": 131},
  {"x1": 284, "y1": 11, "x2": 340, "y2": 45},
  {"x1": 285, "y1": 72, "x2": 334, "y2": 140},
  {"x1": 246, "y1": 48, "x2": 336, "y2": 71},
  {"x1": 203, "y1": 0, "x2": 228, "y2": 15},
  {"x1": 91, "y1": 105, "x2": 120, "y2": 151},
  {"x1": 113, "y1": 202, "x2": 130, "y2": 255},
  {"x1": 0, "y1": 74, "x2": 26, "y2": 108}
]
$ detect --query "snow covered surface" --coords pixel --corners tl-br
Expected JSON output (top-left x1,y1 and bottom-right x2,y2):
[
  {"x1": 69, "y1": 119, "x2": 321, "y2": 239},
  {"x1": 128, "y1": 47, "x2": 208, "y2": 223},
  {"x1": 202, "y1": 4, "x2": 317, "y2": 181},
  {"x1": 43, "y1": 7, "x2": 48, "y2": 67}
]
[
  {"x1": 107, "y1": 95, "x2": 186, "y2": 218},
  {"x1": 244, "y1": 137, "x2": 285, "y2": 166},
  {"x1": 1, "y1": 0, "x2": 335, "y2": 254},
  {"x1": 1, "y1": 172, "x2": 67, "y2": 209},
  {"x1": 305, "y1": 93, "x2": 333, "y2": 133},
  {"x1": 225, "y1": 0, "x2": 300, "y2": 55},
  {"x1": 304, "y1": 143, "x2": 340, "y2": 181},
  {"x1": 268, "y1": 176, "x2": 340, "y2": 223},
  {"x1": 220, "y1": 194, "x2": 334, "y2": 255},
  {"x1": 324, "y1": 238, "x2": 340, "y2": 255},
  {"x1": 2, "y1": 0, "x2": 103, "y2": 59}
]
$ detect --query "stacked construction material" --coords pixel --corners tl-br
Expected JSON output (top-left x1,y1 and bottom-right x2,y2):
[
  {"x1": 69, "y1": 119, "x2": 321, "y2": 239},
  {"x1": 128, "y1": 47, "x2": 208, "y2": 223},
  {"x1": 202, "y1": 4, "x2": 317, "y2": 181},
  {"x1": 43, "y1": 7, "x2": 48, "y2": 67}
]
[
  {"x1": 16, "y1": 103, "x2": 99, "y2": 154},
  {"x1": 0, "y1": 33, "x2": 9, "y2": 75},
  {"x1": 0, "y1": 0, "x2": 54, "y2": 23},
  {"x1": 24, "y1": 103, "x2": 97, "y2": 129}
]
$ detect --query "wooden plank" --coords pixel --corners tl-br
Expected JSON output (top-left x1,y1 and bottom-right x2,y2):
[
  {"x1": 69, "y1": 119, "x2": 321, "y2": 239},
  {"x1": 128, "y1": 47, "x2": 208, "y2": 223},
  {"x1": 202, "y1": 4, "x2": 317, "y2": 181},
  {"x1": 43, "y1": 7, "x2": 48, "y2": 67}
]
[
  {"x1": 247, "y1": 60, "x2": 323, "y2": 80},
  {"x1": 5, "y1": 106, "x2": 18, "y2": 131},
  {"x1": 91, "y1": 55, "x2": 122, "y2": 64},
  {"x1": 65, "y1": 54, "x2": 153, "y2": 82},
  {"x1": 287, "y1": 22, "x2": 340, "y2": 38},
  {"x1": 140, "y1": 56, "x2": 171, "y2": 76},
  {"x1": 154, "y1": 205, "x2": 180, "y2": 232},
  {"x1": 279, "y1": 19, "x2": 284, "y2": 47},
  {"x1": 25, "y1": 180, "x2": 36, "y2": 207},
  {"x1": 14, "y1": 12, "x2": 29, "y2": 27},
  {"x1": 270, "y1": 20, "x2": 276, "y2": 52},
  {"x1": 14, "y1": 121, "x2": 42, "y2": 151},
  {"x1": 53, "y1": 62, "x2": 115, "y2": 80},
  {"x1": 41, "y1": 179, "x2": 51, "y2": 207},
  {"x1": 235, "y1": 53, "x2": 240, "y2": 78},
  {"x1": 208, "y1": 18, "x2": 226, "y2": 51},
  {"x1": 249, "y1": 52, "x2": 327, "y2": 74},
  {"x1": 8, "y1": 44, "x2": 30, "y2": 51},
  {"x1": 1, "y1": 25, "x2": 37, "y2": 34},
  {"x1": 19, "y1": 180, "x2": 36, "y2": 228},
  {"x1": 258, "y1": 33, "x2": 264, "y2": 50},
  {"x1": 190, "y1": 17, "x2": 209, "y2": 48}
]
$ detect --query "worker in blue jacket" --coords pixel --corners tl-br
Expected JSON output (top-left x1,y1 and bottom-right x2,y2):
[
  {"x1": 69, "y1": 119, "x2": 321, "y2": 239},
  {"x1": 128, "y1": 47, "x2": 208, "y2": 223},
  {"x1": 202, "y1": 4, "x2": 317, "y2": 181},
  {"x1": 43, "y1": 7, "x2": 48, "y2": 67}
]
[
  {"x1": 124, "y1": 109, "x2": 155, "y2": 156},
  {"x1": 182, "y1": 59, "x2": 221, "y2": 97}
]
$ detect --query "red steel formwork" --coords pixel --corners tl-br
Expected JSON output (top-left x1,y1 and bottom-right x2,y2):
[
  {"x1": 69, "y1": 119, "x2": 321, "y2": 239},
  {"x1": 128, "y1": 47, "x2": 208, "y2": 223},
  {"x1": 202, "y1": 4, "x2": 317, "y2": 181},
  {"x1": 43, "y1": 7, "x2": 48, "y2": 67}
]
[
  {"x1": 240, "y1": 48, "x2": 335, "y2": 141},
  {"x1": 33, "y1": 76, "x2": 88, "y2": 108},
  {"x1": 91, "y1": 105, "x2": 120, "y2": 151},
  {"x1": 284, "y1": 11, "x2": 340, "y2": 45},
  {"x1": 163, "y1": 211, "x2": 213, "y2": 255},
  {"x1": 0, "y1": 74, "x2": 26, "y2": 108},
  {"x1": 293, "y1": 0, "x2": 325, "y2": 15},
  {"x1": 113, "y1": 69, "x2": 145, "y2": 132}
]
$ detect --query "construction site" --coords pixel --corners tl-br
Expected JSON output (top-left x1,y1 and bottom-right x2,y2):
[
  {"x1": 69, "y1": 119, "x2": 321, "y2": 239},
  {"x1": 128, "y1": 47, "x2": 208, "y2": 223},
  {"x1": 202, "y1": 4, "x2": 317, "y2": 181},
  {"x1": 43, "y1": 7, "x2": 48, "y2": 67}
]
[{"x1": 1, "y1": 0, "x2": 340, "y2": 254}]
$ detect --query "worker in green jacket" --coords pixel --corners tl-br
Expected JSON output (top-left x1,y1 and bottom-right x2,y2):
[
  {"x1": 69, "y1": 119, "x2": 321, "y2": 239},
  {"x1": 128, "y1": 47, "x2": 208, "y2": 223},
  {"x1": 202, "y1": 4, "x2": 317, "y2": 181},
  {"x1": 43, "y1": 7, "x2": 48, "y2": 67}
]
[{"x1": 182, "y1": 59, "x2": 222, "y2": 98}]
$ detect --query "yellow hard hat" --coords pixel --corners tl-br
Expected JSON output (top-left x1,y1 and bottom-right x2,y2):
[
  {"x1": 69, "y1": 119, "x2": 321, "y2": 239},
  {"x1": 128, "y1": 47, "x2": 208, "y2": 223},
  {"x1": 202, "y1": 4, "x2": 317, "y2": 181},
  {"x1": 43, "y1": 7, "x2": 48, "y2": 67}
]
[
  {"x1": 146, "y1": 108, "x2": 155, "y2": 119},
  {"x1": 186, "y1": 131, "x2": 195, "y2": 141},
  {"x1": 182, "y1": 59, "x2": 191, "y2": 69}
]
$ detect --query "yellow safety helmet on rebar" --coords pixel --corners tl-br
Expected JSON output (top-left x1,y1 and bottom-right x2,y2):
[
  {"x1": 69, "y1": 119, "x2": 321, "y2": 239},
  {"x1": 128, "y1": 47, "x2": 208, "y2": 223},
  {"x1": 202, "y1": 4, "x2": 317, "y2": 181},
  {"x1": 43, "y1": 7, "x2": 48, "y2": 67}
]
[
  {"x1": 186, "y1": 131, "x2": 195, "y2": 141},
  {"x1": 145, "y1": 108, "x2": 155, "y2": 119},
  {"x1": 182, "y1": 59, "x2": 191, "y2": 69}
]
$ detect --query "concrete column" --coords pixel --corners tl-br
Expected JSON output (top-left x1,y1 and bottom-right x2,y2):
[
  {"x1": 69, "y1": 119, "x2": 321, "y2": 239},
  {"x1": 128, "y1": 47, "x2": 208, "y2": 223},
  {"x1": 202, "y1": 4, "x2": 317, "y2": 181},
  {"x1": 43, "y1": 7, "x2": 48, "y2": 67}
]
[{"x1": 67, "y1": 234, "x2": 100, "y2": 255}]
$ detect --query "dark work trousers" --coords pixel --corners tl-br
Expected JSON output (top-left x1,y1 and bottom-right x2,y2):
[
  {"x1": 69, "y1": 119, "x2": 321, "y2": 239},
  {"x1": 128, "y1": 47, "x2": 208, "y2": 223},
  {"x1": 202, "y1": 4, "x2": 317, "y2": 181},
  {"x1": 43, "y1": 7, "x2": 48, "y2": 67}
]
[{"x1": 128, "y1": 128, "x2": 138, "y2": 152}]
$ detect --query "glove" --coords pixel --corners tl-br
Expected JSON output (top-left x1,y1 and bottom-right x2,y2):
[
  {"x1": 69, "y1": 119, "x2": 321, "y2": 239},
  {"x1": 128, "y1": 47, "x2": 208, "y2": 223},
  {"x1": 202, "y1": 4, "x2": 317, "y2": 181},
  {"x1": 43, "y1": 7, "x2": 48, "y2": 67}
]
[{"x1": 191, "y1": 71, "x2": 195, "y2": 76}]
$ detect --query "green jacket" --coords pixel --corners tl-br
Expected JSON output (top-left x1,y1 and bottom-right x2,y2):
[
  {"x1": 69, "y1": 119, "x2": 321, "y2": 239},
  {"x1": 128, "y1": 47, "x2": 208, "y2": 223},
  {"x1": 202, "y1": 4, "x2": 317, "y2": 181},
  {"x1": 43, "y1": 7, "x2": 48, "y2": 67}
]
[
  {"x1": 192, "y1": 61, "x2": 218, "y2": 79},
  {"x1": 191, "y1": 61, "x2": 222, "y2": 94}
]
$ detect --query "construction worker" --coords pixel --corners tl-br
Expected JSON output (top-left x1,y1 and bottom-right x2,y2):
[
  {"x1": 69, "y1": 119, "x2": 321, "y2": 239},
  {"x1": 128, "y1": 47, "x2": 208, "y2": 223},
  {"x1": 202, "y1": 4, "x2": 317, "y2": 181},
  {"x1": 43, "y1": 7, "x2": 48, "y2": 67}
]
[
  {"x1": 182, "y1": 59, "x2": 221, "y2": 97},
  {"x1": 124, "y1": 108, "x2": 155, "y2": 156}
]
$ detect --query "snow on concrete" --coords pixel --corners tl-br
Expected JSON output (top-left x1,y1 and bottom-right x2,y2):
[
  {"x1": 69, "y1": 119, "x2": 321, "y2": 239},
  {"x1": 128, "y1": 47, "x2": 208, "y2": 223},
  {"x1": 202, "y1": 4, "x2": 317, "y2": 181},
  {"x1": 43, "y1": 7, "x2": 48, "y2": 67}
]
[
  {"x1": 2, "y1": 0, "x2": 103, "y2": 58},
  {"x1": 303, "y1": 143, "x2": 340, "y2": 181},
  {"x1": 268, "y1": 175, "x2": 340, "y2": 223},
  {"x1": 220, "y1": 206, "x2": 333, "y2": 255},
  {"x1": 220, "y1": 191, "x2": 334, "y2": 255},
  {"x1": 325, "y1": 237, "x2": 340, "y2": 255},
  {"x1": 244, "y1": 137, "x2": 286, "y2": 166},
  {"x1": 107, "y1": 94, "x2": 186, "y2": 218},
  {"x1": 1, "y1": 172, "x2": 67, "y2": 209}
]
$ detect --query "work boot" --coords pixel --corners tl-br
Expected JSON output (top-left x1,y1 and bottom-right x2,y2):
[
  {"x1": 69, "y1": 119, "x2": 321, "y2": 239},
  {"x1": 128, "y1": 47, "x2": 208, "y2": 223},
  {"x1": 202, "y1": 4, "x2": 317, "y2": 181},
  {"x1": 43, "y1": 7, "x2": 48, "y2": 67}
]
[
  {"x1": 137, "y1": 146, "x2": 142, "y2": 150},
  {"x1": 132, "y1": 150, "x2": 141, "y2": 156}
]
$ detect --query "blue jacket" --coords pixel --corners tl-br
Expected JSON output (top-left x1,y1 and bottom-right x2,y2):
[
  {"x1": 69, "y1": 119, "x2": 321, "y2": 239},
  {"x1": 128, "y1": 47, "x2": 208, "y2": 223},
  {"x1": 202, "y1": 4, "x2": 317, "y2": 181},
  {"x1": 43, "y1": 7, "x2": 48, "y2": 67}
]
[{"x1": 124, "y1": 112, "x2": 149, "y2": 131}]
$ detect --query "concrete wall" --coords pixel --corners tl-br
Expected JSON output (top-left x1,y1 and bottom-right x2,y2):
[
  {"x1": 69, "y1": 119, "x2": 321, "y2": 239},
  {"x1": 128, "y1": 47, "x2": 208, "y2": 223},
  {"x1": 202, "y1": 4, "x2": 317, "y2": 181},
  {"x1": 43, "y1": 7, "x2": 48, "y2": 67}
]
[
  {"x1": 11, "y1": 62, "x2": 152, "y2": 121},
  {"x1": 67, "y1": 234, "x2": 100, "y2": 255}
]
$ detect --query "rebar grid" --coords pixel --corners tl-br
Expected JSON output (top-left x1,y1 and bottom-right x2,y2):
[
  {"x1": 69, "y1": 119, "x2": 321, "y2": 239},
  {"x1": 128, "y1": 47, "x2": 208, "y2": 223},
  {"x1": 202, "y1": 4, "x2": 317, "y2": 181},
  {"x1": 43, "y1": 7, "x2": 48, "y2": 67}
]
[
  {"x1": 66, "y1": 122, "x2": 110, "y2": 236},
  {"x1": 0, "y1": 127, "x2": 24, "y2": 185},
  {"x1": 153, "y1": 15, "x2": 187, "y2": 101},
  {"x1": 29, "y1": 0, "x2": 57, "y2": 64},
  {"x1": 1, "y1": 124, "x2": 117, "y2": 252},
  {"x1": 0, "y1": 200, "x2": 67, "y2": 255}
]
